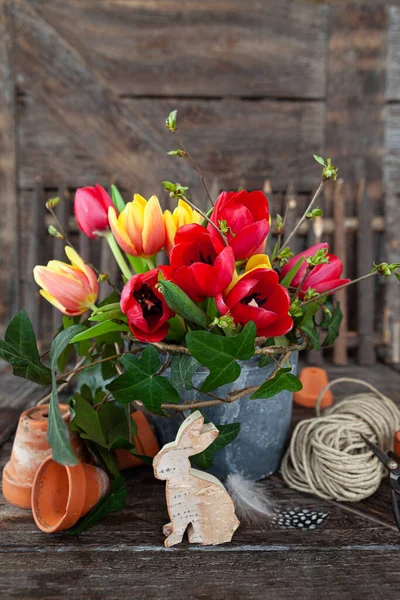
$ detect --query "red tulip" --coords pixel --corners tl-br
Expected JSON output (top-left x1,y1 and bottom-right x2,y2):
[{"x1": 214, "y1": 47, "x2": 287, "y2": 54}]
[
  {"x1": 120, "y1": 269, "x2": 174, "y2": 343},
  {"x1": 216, "y1": 268, "x2": 293, "y2": 337},
  {"x1": 74, "y1": 185, "x2": 114, "y2": 239},
  {"x1": 208, "y1": 190, "x2": 270, "y2": 260},
  {"x1": 159, "y1": 224, "x2": 235, "y2": 302},
  {"x1": 280, "y1": 243, "x2": 350, "y2": 296}
]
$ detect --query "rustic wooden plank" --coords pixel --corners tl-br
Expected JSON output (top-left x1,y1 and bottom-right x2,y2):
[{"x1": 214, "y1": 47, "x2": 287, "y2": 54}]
[
  {"x1": 28, "y1": 0, "x2": 329, "y2": 100},
  {"x1": 387, "y1": 6, "x2": 400, "y2": 101},
  {"x1": 333, "y1": 179, "x2": 348, "y2": 365},
  {"x1": 52, "y1": 184, "x2": 70, "y2": 331},
  {"x1": 0, "y1": 0, "x2": 20, "y2": 324},
  {"x1": 24, "y1": 180, "x2": 45, "y2": 337},
  {"x1": 357, "y1": 180, "x2": 375, "y2": 365},
  {"x1": 11, "y1": 0, "x2": 195, "y2": 196},
  {"x1": 18, "y1": 95, "x2": 325, "y2": 198},
  {"x1": 325, "y1": 4, "x2": 387, "y2": 204},
  {"x1": 384, "y1": 182, "x2": 400, "y2": 364}
]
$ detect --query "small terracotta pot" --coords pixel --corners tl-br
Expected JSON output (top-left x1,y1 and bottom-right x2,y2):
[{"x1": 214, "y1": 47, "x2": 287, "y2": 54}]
[
  {"x1": 294, "y1": 367, "x2": 333, "y2": 409},
  {"x1": 2, "y1": 404, "x2": 86, "y2": 509},
  {"x1": 116, "y1": 411, "x2": 160, "y2": 471},
  {"x1": 394, "y1": 431, "x2": 400, "y2": 458},
  {"x1": 31, "y1": 457, "x2": 110, "y2": 533}
]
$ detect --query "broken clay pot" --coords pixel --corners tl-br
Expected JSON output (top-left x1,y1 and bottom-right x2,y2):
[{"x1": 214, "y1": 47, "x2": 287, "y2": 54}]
[{"x1": 116, "y1": 411, "x2": 160, "y2": 470}]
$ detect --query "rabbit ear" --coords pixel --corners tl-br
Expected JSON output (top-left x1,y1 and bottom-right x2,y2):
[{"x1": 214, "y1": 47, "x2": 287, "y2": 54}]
[
  {"x1": 193, "y1": 423, "x2": 219, "y2": 454},
  {"x1": 176, "y1": 411, "x2": 205, "y2": 453}
]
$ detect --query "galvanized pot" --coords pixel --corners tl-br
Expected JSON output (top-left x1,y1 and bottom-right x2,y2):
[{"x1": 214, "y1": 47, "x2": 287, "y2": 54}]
[{"x1": 152, "y1": 353, "x2": 298, "y2": 481}]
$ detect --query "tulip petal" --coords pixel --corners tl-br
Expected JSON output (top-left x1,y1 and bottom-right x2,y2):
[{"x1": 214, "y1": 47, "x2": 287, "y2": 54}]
[
  {"x1": 245, "y1": 254, "x2": 272, "y2": 272},
  {"x1": 280, "y1": 243, "x2": 329, "y2": 282},
  {"x1": 230, "y1": 220, "x2": 270, "y2": 260},
  {"x1": 108, "y1": 206, "x2": 139, "y2": 255},
  {"x1": 142, "y1": 195, "x2": 165, "y2": 256},
  {"x1": 39, "y1": 290, "x2": 84, "y2": 317},
  {"x1": 163, "y1": 210, "x2": 176, "y2": 256},
  {"x1": 257, "y1": 314, "x2": 294, "y2": 338},
  {"x1": 64, "y1": 247, "x2": 98, "y2": 297}
]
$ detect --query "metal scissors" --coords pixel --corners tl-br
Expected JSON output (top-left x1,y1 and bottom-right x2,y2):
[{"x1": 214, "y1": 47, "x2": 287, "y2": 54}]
[{"x1": 362, "y1": 435, "x2": 400, "y2": 531}]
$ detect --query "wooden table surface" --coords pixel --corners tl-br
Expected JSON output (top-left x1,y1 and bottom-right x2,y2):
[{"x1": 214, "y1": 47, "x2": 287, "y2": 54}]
[{"x1": 1, "y1": 363, "x2": 400, "y2": 599}]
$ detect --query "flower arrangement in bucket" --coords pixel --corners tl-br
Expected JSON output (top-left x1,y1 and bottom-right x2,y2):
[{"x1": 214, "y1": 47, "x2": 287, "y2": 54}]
[{"x1": 1, "y1": 110, "x2": 399, "y2": 536}]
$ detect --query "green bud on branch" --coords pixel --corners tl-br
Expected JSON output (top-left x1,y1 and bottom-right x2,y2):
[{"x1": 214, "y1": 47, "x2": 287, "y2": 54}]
[
  {"x1": 276, "y1": 214, "x2": 284, "y2": 234},
  {"x1": 277, "y1": 247, "x2": 294, "y2": 267},
  {"x1": 305, "y1": 207, "x2": 323, "y2": 220},
  {"x1": 306, "y1": 247, "x2": 329, "y2": 267},
  {"x1": 313, "y1": 155, "x2": 338, "y2": 181},
  {"x1": 97, "y1": 273, "x2": 109, "y2": 283},
  {"x1": 46, "y1": 197, "x2": 60, "y2": 210},
  {"x1": 289, "y1": 299, "x2": 303, "y2": 318},
  {"x1": 371, "y1": 262, "x2": 400, "y2": 279},
  {"x1": 165, "y1": 110, "x2": 178, "y2": 132},
  {"x1": 48, "y1": 225, "x2": 64, "y2": 239},
  {"x1": 218, "y1": 219, "x2": 235, "y2": 237},
  {"x1": 167, "y1": 149, "x2": 186, "y2": 157}
]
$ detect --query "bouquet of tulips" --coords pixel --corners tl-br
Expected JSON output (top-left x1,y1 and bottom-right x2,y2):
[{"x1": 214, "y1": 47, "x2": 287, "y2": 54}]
[{"x1": 1, "y1": 110, "x2": 399, "y2": 531}]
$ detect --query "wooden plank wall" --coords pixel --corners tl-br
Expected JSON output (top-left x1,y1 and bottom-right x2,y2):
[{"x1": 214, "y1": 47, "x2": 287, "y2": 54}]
[{"x1": 0, "y1": 0, "x2": 398, "y2": 365}]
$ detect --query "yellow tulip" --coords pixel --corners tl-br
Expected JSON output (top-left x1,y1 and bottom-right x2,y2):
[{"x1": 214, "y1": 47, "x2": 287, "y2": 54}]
[
  {"x1": 226, "y1": 254, "x2": 272, "y2": 293},
  {"x1": 33, "y1": 247, "x2": 98, "y2": 316},
  {"x1": 163, "y1": 200, "x2": 202, "y2": 255},
  {"x1": 108, "y1": 194, "x2": 165, "y2": 257}
]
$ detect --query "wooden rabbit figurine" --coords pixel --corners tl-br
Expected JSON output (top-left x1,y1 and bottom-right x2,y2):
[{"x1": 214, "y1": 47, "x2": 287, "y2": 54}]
[{"x1": 153, "y1": 411, "x2": 240, "y2": 547}]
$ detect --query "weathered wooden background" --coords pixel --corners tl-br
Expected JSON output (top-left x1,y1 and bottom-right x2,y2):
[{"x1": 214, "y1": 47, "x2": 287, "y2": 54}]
[{"x1": 0, "y1": 0, "x2": 399, "y2": 365}]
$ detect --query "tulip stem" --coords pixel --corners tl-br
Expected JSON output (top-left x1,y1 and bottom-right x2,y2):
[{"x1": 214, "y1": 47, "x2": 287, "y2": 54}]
[
  {"x1": 144, "y1": 256, "x2": 156, "y2": 270},
  {"x1": 105, "y1": 233, "x2": 133, "y2": 280},
  {"x1": 281, "y1": 180, "x2": 324, "y2": 251}
]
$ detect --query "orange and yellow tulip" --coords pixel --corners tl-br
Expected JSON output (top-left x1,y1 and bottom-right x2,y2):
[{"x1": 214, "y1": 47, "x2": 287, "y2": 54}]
[
  {"x1": 33, "y1": 247, "x2": 98, "y2": 316},
  {"x1": 108, "y1": 194, "x2": 165, "y2": 257},
  {"x1": 163, "y1": 200, "x2": 202, "y2": 255}
]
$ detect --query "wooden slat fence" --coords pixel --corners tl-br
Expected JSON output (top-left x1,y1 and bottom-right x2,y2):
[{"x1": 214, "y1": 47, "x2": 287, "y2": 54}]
[{"x1": 0, "y1": 0, "x2": 399, "y2": 366}]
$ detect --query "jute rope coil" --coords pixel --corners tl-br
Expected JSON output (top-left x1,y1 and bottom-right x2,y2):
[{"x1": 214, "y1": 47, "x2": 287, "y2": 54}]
[{"x1": 281, "y1": 378, "x2": 400, "y2": 502}]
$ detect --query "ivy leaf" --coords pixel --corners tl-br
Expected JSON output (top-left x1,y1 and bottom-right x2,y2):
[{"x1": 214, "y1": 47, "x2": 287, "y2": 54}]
[
  {"x1": 170, "y1": 354, "x2": 200, "y2": 392},
  {"x1": 191, "y1": 423, "x2": 240, "y2": 469},
  {"x1": 106, "y1": 346, "x2": 179, "y2": 414},
  {"x1": 68, "y1": 475, "x2": 127, "y2": 535},
  {"x1": 70, "y1": 321, "x2": 130, "y2": 344},
  {"x1": 48, "y1": 325, "x2": 86, "y2": 465},
  {"x1": 322, "y1": 303, "x2": 343, "y2": 347},
  {"x1": 186, "y1": 322, "x2": 256, "y2": 393},
  {"x1": 0, "y1": 311, "x2": 52, "y2": 384},
  {"x1": 302, "y1": 324, "x2": 321, "y2": 351},
  {"x1": 69, "y1": 393, "x2": 107, "y2": 447},
  {"x1": 250, "y1": 368, "x2": 303, "y2": 399}
]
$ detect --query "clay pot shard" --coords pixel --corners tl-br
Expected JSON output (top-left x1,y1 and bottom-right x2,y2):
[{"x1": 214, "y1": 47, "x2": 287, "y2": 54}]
[
  {"x1": 153, "y1": 410, "x2": 240, "y2": 547},
  {"x1": 116, "y1": 411, "x2": 160, "y2": 471},
  {"x1": 31, "y1": 457, "x2": 110, "y2": 533},
  {"x1": 2, "y1": 404, "x2": 86, "y2": 509},
  {"x1": 294, "y1": 367, "x2": 333, "y2": 409}
]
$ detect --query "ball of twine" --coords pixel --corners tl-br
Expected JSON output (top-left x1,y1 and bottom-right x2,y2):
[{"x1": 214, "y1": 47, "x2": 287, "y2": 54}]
[{"x1": 281, "y1": 378, "x2": 400, "y2": 502}]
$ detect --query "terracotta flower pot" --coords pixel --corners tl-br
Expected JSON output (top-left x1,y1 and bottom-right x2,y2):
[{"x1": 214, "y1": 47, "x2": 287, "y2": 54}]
[
  {"x1": 2, "y1": 404, "x2": 86, "y2": 509},
  {"x1": 294, "y1": 367, "x2": 333, "y2": 409},
  {"x1": 32, "y1": 457, "x2": 110, "y2": 533},
  {"x1": 116, "y1": 411, "x2": 160, "y2": 471},
  {"x1": 394, "y1": 431, "x2": 400, "y2": 458}
]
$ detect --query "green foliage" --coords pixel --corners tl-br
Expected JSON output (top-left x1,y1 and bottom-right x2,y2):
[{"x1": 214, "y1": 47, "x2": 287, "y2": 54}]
[
  {"x1": 186, "y1": 322, "x2": 256, "y2": 393},
  {"x1": 321, "y1": 303, "x2": 343, "y2": 347},
  {"x1": 301, "y1": 324, "x2": 321, "y2": 351},
  {"x1": 111, "y1": 184, "x2": 126, "y2": 213},
  {"x1": 305, "y1": 207, "x2": 323, "y2": 220},
  {"x1": 191, "y1": 422, "x2": 240, "y2": 469},
  {"x1": 170, "y1": 354, "x2": 200, "y2": 392},
  {"x1": 48, "y1": 325, "x2": 86, "y2": 465},
  {"x1": 250, "y1": 368, "x2": 302, "y2": 399},
  {"x1": 313, "y1": 155, "x2": 338, "y2": 180},
  {"x1": 280, "y1": 257, "x2": 305, "y2": 288},
  {"x1": 68, "y1": 475, "x2": 127, "y2": 535},
  {"x1": 165, "y1": 109, "x2": 177, "y2": 132},
  {"x1": 0, "y1": 311, "x2": 52, "y2": 384},
  {"x1": 276, "y1": 247, "x2": 294, "y2": 267},
  {"x1": 313, "y1": 154, "x2": 325, "y2": 166},
  {"x1": 106, "y1": 346, "x2": 179, "y2": 413},
  {"x1": 306, "y1": 247, "x2": 329, "y2": 267},
  {"x1": 89, "y1": 303, "x2": 125, "y2": 323},
  {"x1": 158, "y1": 280, "x2": 209, "y2": 329},
  {"x1": 168, "y1": 149, "x2": 185, "y2": 157},
  {"x1": 70, "y1": 321, "x2": 130, "y2": 343}
]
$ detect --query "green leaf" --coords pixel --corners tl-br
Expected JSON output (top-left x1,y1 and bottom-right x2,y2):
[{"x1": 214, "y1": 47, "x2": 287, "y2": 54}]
[
  {"x1": 70, "y1": 321, "x2": 130, "y2": 343},
  {"x1": 101, "y1": 344, "x2": 118, "y2": 380},
  {"x1": 0, "y1": 311, "x2": 52, "y2": 384},
  {"x1": 170, "y1": 354, "x2": 200, "y2": 392},
  {"x1": 206, "y1": 297, "x2": 219, "y2": 321},
  {"x1": 322, "y1": 303, "x2": 343, "y2": 347},
  {"x1": 250, "y1": 368, "x2": 302, "y2": 399},
  {"x1": 313, "y1": 154, "x2": 326, "y2": 166},
  {"x1": 280, "y1": 257, "x2": 305, "y2": 288},
  {"x1": 106, "y1": 346, "x2": 179, "y2": 414},
  {"x1": 302, "y1": 324, "x2": 321, "y2": 350},
  {"x1": 48, "y1": 325, "x2": 86, "y2": 465},
  {"x1": 158, "y1": 280, "x2": 209, "y2": 329},
  {"x1": 126, "y1": 253, "x2": 148, "y2": 274},
  {"x1": 111, "y1": 184, "x2": 126, "y2": 213},
  {"x1": 69, "y1": 393, "x2": 107, "y2": 447},
  {"x1": 68, "y1": 475, "x2": 127, "y2": 535},
  {"x1": 186, "y1": 322, "x2": 256, "y2": 393},
  {"x1": 191, "y1": 423, "x2": 240, "y2": 469}
]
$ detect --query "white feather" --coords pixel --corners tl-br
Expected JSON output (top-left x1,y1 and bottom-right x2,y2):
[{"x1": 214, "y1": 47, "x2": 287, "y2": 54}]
[{"x1": 225, "y1": 473, "x2": 275, "y2": 524}]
